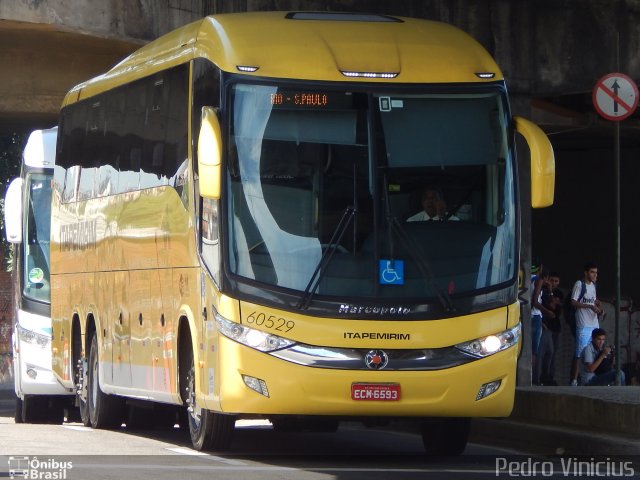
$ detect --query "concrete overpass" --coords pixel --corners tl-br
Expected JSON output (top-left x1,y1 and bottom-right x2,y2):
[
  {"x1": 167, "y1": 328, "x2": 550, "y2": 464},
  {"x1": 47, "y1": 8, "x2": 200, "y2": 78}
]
[
  {"x1": 2, "y1": 0, "x2": 640, "y2": 134},
  {"x1": 0, "y1": 1, "x2": 203, "y2": 132}
]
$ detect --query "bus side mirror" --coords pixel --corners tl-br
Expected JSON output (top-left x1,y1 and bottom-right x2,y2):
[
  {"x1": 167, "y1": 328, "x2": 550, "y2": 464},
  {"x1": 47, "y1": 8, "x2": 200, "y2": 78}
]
[
  {"x1": 4, "y1": 177, "x2": 23, "y2": 243},
  {"x1": 198, "y1": 106, "x2": 222, "y2": 199},
  {"x1": 514, "y1": 116, "x2": 555, "y2": 208}
]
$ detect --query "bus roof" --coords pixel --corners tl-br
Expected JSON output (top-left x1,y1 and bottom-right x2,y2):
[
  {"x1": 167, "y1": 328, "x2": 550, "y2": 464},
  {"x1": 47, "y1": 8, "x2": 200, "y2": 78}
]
[
  {"x1": 63, "y1": 11, "x2": 503, "y2": 105},
  {"x1": 23, "y1": 126, "x2": 57, "y2": 170}
]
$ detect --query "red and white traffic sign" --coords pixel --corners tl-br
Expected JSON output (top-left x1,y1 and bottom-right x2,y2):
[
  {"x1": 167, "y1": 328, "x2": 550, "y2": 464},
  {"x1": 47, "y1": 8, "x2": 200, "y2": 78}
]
[{"x1": 593, "y1": 73, "x2": 639, "y2": 121}]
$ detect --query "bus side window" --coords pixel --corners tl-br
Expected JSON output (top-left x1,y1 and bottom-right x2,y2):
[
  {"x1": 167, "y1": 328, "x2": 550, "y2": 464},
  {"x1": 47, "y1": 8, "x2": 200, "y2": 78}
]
[
  {"x1": 61, "y1": 105, "x2": 88, "y2": 203},
  {"x1": 193, "y1": 59, "x2": 221, "y2": 283},
  {"x1": 163, "y1": 64, "x2": 188, "y2": 186},
  {"x1": 141, "y1": 73, "x2": 167, "y2": 189},
  {"x1": 100, "y1": 90, "x2": 125, "y2": 197},
  {"x1": 118, "y1": 82, "x2": 145, "y2": 193},
  {"x1": 78, "y1": 101, "x2": 104, "y2": 200}
]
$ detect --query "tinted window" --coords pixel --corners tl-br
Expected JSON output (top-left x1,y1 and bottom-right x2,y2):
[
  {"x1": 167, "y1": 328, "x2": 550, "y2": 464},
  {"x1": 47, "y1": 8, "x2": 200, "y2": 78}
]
[{"x1": 56, "y1": 64, "x2": 189, "y2": 202}]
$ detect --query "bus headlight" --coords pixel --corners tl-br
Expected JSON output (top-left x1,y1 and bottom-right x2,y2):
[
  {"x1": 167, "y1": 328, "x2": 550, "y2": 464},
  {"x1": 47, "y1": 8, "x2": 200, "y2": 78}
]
[
  {"x1": 17, "y1": 324, "x2": 50, "y2": 348},
  {"x1": 455, "y1": 324, "x2": 521, "y2": 358},
  {"x1": 216, "y1": 314, "x2": 295, "y2": 352}
]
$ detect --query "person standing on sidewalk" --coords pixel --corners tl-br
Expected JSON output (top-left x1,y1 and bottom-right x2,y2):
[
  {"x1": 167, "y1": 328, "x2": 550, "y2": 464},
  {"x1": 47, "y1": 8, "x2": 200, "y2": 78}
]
[
  {"x1": 570, "y1": 263, "x2": 602, "y2": 385},
  {"x1": 531, "y1": 266, "x2": 554, "y2": 384},
  {"x1": 537, "y1": 271, "x2": 563, "y2": 385}
]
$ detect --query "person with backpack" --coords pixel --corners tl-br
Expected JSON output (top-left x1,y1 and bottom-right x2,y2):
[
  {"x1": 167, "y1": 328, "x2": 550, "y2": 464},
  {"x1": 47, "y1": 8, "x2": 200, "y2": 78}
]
[{"x1": 570, "y1": 263, "x2": 602, "y2": 386}]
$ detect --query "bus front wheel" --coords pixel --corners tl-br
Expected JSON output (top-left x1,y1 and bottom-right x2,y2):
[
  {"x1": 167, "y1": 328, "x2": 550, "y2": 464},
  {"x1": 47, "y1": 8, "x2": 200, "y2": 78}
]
[
  {"x1": 182, "y1": 349, "x2": 235, "y2": 451},
  {"x1": 421, "y1": 417, "x2": 470, "y2": 456}
]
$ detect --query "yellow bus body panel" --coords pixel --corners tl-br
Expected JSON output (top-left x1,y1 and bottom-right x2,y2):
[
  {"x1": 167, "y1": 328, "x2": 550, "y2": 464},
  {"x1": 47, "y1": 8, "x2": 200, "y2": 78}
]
[
  {"x1": 215, "y1": 335, "x2": 516, "y2": 417},
  {"x1": 196, "y1": 299, "x2": 520, "y2": 416},
  {"x1": 237, "y1": 300, "x2": 515, "y2": 348},
  {"x1": 63, "y1": 12, "x2": 502, "y2": 106}
]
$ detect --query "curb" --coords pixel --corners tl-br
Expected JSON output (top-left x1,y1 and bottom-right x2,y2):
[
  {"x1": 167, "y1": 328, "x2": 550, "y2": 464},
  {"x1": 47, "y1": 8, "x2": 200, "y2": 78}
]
[
  {"x1": 512, "y1": 387, "x2": 640, "y2": 437},
  {"x1": 471, "y1": 418, "x2": 640, "y2": 456}
]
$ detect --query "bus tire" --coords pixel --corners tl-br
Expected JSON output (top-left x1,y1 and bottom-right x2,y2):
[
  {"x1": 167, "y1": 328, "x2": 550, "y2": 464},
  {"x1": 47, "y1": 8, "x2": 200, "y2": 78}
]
[
  {"x1": 75, "y1": 342, "x2": 91, "y2": 427},
  {"x1": 87, "y1": 332, "x2": 123, "y2": 429},
  {"x1": 182, "y1": 347, "x2": 234, "y2": 451},
  {"x1": 14, "y1": 396, "x2": 24, "y2": 424},
  {"x1": 420, "y1": 417, "x2": 470, "y2": 456},
  {"x1": 78, "y1": 379, "x2": 91, "y2": 427}
]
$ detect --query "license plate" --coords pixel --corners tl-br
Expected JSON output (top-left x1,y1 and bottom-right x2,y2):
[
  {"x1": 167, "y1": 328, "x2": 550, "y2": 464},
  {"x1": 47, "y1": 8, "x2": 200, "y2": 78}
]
[{"x1": 351, "y1": 383, "x2": 401, "y2": 401}]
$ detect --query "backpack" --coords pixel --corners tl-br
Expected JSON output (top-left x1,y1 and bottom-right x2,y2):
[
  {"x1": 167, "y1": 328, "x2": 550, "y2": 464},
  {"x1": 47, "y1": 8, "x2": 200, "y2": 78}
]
[{"x1": 564, "y1": 280, "x2": 586, "y2": 332}]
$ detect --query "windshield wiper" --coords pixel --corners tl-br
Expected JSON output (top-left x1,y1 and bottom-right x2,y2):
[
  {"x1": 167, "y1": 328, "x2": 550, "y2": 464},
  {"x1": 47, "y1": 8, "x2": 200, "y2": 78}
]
[
  {"x1": 296, "y1": 205, "x2": 356, "y2": 310},
  {"x1": 297, "y1": 163, "x2": 359, "y2": 310}
]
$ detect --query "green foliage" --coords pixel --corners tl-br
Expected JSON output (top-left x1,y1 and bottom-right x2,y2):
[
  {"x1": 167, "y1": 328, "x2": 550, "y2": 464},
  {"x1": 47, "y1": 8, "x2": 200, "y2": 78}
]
[{"x1": 0, "y1": 132, "x2": 27, "y2": 271}]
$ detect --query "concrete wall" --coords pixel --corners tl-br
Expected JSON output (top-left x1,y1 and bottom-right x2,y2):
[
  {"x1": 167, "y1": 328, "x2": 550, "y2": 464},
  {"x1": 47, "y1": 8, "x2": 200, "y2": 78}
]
[
  {"x1": 0, "y1": 0, "x2": 204, "y2": 42},
  {"x1": 208, "y1": 0, "x2": 640, "y2": 99},
  {"x1": 0, "y1": 1, "x2": 205, "y2": 131}
]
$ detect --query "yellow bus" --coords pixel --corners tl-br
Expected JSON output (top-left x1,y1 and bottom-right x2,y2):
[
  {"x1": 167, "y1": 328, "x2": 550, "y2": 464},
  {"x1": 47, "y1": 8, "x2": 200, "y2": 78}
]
[{"x1": 50, "y1": 11, "x2": 554, "y2": 454}]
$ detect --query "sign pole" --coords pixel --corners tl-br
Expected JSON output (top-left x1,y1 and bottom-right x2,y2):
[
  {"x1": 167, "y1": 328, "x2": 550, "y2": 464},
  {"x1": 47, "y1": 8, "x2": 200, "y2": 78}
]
[
  {"x1": 614, "y1": 35, "x2": 622, "y2": 385},
  {"x1": 592, "y1": 65, "x2": 638, "y2": 386},
  {"x1": 614, "y1": 112, "x2": 621, "y2": 385}
]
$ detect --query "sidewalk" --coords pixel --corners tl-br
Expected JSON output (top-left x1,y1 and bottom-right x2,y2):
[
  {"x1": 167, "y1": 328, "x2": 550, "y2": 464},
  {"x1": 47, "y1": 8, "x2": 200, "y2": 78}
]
[{"x1": 472, "y1": 386, "x2": 640, "y2": 455}]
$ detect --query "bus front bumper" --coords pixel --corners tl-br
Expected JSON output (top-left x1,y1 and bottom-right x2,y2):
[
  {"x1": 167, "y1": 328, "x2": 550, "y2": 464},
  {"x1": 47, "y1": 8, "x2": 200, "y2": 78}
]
[{"x1": 210, "y1": 336, "x2": 517, "y2": 418}]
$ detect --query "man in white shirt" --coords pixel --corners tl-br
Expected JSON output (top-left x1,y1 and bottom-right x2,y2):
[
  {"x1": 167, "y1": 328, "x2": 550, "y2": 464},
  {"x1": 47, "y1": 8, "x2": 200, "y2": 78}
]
[
  {"x1": 406, "y1": 186, "x2": 460, "y2": 222},
  {"x1": 569, "y1": 262, "x2": 602, "y2": 385}
]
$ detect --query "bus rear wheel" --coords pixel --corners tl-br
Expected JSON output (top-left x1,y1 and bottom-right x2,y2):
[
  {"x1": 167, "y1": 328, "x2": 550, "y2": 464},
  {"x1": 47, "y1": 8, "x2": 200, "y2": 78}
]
[
  {"x1": 86, "y1": 332, "x2": 124, "y2": 429},
  {"x1": 421, "y1": 417, "x2": 470, "y2": 456},
  {"x1": 182, "y1": 349, "x2": 235, "y2": 451},
  {"x1": 76, "y1": 346, "x2": 91, "y2": 426}
]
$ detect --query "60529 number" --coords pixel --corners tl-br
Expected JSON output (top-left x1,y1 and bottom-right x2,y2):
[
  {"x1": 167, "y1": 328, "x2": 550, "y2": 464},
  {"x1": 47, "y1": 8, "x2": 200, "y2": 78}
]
[{"x1": 245, "y1": 312, "x2": 295, "y2": 333}]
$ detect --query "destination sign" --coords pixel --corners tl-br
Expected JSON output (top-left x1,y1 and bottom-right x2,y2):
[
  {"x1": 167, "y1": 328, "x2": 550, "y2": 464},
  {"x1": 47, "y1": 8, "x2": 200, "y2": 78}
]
[{"x1": 269, "y1": 90, "x2": 353, "y2": 109}]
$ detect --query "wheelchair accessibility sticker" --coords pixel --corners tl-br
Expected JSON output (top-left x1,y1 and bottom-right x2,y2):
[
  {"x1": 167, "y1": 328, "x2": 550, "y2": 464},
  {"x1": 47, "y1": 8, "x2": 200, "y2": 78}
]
[{"x1": 379, "y1": 259, "x2": 404, "y2": 285}]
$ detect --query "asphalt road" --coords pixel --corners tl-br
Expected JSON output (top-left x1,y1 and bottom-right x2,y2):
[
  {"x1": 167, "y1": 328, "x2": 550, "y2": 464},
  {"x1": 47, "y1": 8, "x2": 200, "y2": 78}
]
[{"x1": 0, "y1": 391, "x2": 538, "y2": 480}]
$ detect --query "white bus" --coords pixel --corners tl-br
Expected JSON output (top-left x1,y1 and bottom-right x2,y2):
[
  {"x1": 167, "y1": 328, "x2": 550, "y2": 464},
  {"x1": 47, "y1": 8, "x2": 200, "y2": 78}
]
[{"x1": 4, "y1": 127, "x2": 75, "y2": 423}]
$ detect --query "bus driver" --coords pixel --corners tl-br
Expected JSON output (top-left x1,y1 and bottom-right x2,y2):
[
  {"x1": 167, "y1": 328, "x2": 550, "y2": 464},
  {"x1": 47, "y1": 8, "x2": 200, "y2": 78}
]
[{"x1": 407, "y1": 185, "x2": 460, "y2": 222}]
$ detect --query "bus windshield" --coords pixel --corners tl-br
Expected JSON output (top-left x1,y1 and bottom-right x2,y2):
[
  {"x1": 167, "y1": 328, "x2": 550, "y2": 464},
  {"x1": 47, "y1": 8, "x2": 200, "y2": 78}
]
[
  {"x1": 23, "y1": 172, "x2": 52, "y2": 303},
  {"x1": 225, "y1": 83, "x2": 515, "y2": 301}
]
